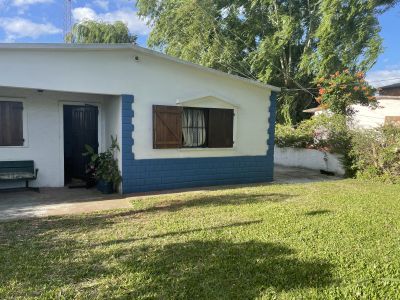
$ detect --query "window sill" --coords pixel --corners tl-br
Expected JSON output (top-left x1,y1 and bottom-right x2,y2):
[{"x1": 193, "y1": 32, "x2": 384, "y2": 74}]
[
  {"x1": 178, "y1": 147, "x2": 235, "y2": 152},
  {"x1": 0, "y1": 145, "x2": 28, "y2": 149}
]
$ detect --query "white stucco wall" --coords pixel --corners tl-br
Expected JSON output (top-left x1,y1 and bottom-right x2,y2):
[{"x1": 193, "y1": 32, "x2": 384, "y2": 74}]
[
  {"x1": 0, "y1": 87, "x2": 119, "y2": 187},
  {"x1": 352, "y1": 97, "x2": 400, "y2": 128},
  {"x1": 0, "y1": 46, "x2": 274, "y2": 162},
  {"x1": 275, "y1": 146, "x2": 345, "y2": 176},
  {"x1": 104, "y1": 95, "x2": 122, "y2": 171}
]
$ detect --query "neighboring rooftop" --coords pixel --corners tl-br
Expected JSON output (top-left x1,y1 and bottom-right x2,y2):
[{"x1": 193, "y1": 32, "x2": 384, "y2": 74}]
[
  {"x1": 378, "y1": 82, "x2": 400, "y2": 96},
  {"x1": 380, "y1": 82, "x2": 400, "y2": 90}
]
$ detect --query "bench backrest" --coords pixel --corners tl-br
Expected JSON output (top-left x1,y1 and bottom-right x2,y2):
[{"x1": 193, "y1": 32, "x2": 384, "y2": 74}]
[{"x1": 0, "y1": 161, "x2": 35, "y2": 174}]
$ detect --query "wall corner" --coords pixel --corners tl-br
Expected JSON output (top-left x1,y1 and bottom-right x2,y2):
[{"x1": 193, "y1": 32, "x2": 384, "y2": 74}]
[{"x1": 266, "y1": 91, "x2": 278, "y2": 169}]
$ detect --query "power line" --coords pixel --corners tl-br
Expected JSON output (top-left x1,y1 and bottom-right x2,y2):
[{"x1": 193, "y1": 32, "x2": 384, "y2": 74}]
[{"x1": 283, "y1": 77, "x2": 400, "y2": 92}]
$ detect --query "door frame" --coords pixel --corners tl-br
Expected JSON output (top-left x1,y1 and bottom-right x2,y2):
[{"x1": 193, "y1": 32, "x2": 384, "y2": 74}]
[{"x1": 58, "y1": 101, "x2": 104, "y2": 186}]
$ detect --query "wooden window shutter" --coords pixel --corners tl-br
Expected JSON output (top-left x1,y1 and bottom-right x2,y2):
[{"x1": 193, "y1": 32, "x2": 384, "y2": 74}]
[
  {"x1": 0, "y1": 101, "x2": 24, "y2": 146},
  {"x1": 208, "y1": 108, "x2": 234, "y2": 148},
  {"x1": 153, "y1": 105, "x2": 183, "y2": 149}
]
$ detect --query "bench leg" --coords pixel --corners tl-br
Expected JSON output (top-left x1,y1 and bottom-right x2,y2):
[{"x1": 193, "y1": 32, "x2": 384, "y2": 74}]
[{"x1": 26, "y1": 180, "x2": 40, "y2": 193}]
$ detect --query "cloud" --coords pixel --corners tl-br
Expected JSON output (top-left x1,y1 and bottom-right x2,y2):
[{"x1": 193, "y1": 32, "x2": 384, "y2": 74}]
[
  {"x1": 11, "y1": 0, "x2": 53, "y2": 7},
  {"x1": 367, "y1": 69, "x2": 400, "y2": 87},
  {"x1": 93, "y1": 0, "x2": 109, "y2": 11},
  {"x1": 72, "y1": 7, "x2": 150, "y2": 36},
  {"x1": 0, "y1": 17, "x2": 61, "y2": 41}
]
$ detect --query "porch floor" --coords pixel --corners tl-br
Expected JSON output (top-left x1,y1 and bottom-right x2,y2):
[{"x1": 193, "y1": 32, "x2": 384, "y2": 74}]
[{"x1": 0, "y1": 166, "x2": 341, "y2": 221}]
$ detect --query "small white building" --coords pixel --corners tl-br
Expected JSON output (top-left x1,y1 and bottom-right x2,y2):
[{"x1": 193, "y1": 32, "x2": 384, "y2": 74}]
[
  {"x1": 0, "y1": 43, "x2": 280, "y2": 193},
  {"x1": 304, "y1": 95, "x2": 400, "y2": 129},
  {"x1": 352, "y1": 95, "x2": 400, "y2": 128}
]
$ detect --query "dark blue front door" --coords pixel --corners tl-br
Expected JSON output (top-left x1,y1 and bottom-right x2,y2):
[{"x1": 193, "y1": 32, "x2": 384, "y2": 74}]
[{"x1": 63, "y1": 105, "x2": 98, "y2": 184}]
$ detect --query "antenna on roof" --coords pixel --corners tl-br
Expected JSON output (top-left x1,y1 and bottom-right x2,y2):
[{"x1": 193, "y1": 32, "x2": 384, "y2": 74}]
[{"x1": 63, "y1": 0, "x2": 72, "y2": 43}]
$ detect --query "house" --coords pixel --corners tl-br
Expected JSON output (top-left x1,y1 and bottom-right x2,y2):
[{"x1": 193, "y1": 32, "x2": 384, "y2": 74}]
[
  {"x1": 0, "y1": 43, "x2": 280, "y2": 193},
  {"x1": 378, "y1": 82, "x2": 400, "y2": 97},
  {"x1": 352, "y1": 95, "x2": 400, "y2": 128},
  {"x1": 304, "y1": 82, "x2": 400, "y2": 128}
]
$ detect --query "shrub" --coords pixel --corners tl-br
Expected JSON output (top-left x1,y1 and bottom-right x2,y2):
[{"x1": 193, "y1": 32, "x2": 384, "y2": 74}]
[
  {"x1": 275, "y1": 114, "x2": 350, "y2": 154},
  {"x1": 350, "y1": 125, "x2": 400, "y2": 182},
  {"x1": 275, "y1": 123, "x2": 314, "y2": 149},
  {"x1": 316, "y1": 70, "x2": 377, "y2": 116}
]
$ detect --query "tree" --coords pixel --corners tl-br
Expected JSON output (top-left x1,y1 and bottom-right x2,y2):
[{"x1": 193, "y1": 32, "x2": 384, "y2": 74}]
[
  {"x1": 136, "y1": 0, "x2": 397, "y2": 124},
  {"x1": 316, "y1": 70, "x2": 377, "y2": 116},
  {"x1": 67, "y1": 20, "x2": 137, "y2": 44}
]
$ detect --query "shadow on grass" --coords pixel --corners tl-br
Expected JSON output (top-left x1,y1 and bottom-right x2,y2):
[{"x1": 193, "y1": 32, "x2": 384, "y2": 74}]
[
  {"x1": 124, "y1": 192, "x2": 295, "y2": 215},
  {"x1": 122, "y1": 240, "x2": 334, "y2": 298},
  {"x1": 96, "y1": 220, "x2": 263, "y2": 247},
  {"x1": 0, "y1": 229, "x2": 335, "y2": 298},
  {"x1": 305, "y1": 210, "x2": 331, "y2": 216},
  {"x1": 7, "y1": 192, "x2": 295, "y2": 234}
]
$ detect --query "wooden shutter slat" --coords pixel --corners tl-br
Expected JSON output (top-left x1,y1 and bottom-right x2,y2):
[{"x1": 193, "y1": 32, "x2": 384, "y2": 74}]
[
  {"x1": 153, "y1": 105, "x2": 183, "y2": 149},
  {"x1": 208, "y1": 108, "x2": 234, "y2": 148},
  {"x1": 0, "y1": 101, "x2": 23, "y2": 146}
]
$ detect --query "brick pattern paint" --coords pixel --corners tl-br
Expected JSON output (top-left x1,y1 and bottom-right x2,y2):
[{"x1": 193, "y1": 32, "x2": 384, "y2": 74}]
[{"x1": 121, "y1": 92, "x2": 277, "y2": 194}]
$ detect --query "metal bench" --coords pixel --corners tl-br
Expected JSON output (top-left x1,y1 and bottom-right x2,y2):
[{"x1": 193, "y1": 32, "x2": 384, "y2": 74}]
[{"x1": 0, "y1": 160, "x2": 39, "y2": 191}]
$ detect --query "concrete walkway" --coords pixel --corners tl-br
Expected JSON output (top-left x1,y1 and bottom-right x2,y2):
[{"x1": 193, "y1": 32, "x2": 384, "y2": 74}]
[{"x1": 0, "y1": 166, "x2": 341, "y2": 221}]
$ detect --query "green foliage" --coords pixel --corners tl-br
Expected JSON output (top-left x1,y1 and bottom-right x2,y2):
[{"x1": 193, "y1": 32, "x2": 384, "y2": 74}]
[
  {"x1": 350, "y1": 125, "x2": 400, "y2": 182},
  {"x1": 83, "y1": 136, "x2": 122, "y2": 188},
  {"x1": 277, "y1": 116, "x2": 400, "y2": 181},
  {"x1": 276, "y1": 114, "x2": 354, "y2": 176},
  {"x1": 136, "y1": 0, "x2": 397, "y2": 124},
  {"x1": 316, "y1": 70, "x2": 377, "y2": 116},
  {"x1": 67, "y1": 20, "x2": 137, "y2": 43},
  {"x1": 275, "y1": 123, "x2": 314, "y2": 149},
  {"x1": 275, "y1": 114, "x2": 350, "y2": 153}
]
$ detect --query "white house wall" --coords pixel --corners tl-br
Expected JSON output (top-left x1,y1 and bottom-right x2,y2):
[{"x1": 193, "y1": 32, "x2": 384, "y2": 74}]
[
  {"x1": 352, "y1": 98, "x2": 400, "y2": 128},
  {"x1": 0, "y1": 87, "x2": 118, "y2": 187},
  {"x1": 0, "y1": 48, "x2": 272, "y2": 161},
  {"x1": 104, "y1": 95, "x2": 122, "y2": 171}
]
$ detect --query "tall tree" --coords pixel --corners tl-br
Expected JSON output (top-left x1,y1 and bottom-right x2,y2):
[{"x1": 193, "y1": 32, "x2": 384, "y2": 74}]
[
  {"x1": 136, "y1": 0, "x2": 397, "y2": 124},
  {"x1": 67, "y1": 20, "x2": 137, "y2": 44}
]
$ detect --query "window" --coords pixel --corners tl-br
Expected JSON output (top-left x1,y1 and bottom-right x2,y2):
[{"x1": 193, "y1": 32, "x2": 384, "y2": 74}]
[
  {"x1": 153, "y1": 105, "x2": 234, "y2": 149},
  {"x1": 0, "y1": 101, "x2": 24, "y2": 146},
  {"x1": 182, "y1": 108, "x2": 208, "y2": 147}
]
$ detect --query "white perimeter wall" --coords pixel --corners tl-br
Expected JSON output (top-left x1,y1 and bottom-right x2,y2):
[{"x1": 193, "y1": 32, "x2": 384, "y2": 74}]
[
  {"x1": 0, "y1": 48, "x2": 273, "y2": 161},
  {"x1": 275, "y1": 146, "x2": 345, "y2": 176},
  {"x1": 0, "y1": 87, "x2": 120, "y2": 187}
]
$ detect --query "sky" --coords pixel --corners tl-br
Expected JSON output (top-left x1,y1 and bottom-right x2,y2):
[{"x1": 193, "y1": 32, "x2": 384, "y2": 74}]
[{"x1": 0, "y1": 0, "x2": 399, "y2": 87}]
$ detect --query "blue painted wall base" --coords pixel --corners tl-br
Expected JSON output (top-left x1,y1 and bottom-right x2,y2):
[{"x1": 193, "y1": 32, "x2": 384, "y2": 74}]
[{"x1": 120, "y1": 92, "x2": 277, "y2": 194}]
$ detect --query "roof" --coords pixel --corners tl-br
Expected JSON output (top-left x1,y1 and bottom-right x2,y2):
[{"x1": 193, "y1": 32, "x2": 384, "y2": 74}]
[
  {"x1": 0, "y1": 43, "x2": 281, "y2": 93},
  {"x1": 379, "y1": 82, "x2": 400, "y2": 90}
]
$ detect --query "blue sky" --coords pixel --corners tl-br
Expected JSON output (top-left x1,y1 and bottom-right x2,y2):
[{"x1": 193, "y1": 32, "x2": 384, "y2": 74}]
[{"x1": 0, "y1": 0, "x2": 399, "y2": 86}]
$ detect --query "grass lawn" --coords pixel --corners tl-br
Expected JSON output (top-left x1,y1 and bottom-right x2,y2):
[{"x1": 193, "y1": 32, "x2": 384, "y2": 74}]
[{"x1": 1, "y1": 180, "x2": 400, "y2": 299}]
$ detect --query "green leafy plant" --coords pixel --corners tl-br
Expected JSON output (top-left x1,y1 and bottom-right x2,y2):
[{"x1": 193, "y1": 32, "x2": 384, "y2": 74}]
[
  {"x1": 83, "y1": 136, "x2": 122, "y2": 189},
  {"x1": 275, "y1": 114, "x2": 354, "y2": 176},
  {"x1": 275, "y1": 114, "x2": 350, "y2": 152},
  {"x1": 350, "y1": 125, "x2": 400, "y2": 182},
  {"x1": 316, "y1": 70, "x2": 377, "y2": 116}
]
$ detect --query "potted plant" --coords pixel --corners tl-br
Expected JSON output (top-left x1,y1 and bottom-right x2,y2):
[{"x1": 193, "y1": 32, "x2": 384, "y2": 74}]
[{"x1": 83, "y1": 136, "x2": 122, "y2": 194}]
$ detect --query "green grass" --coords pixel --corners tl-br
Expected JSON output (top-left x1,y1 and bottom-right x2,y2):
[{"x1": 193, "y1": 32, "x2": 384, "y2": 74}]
[{"x1": 1, "y1": 180, "x2": 400, "y2": 299}]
